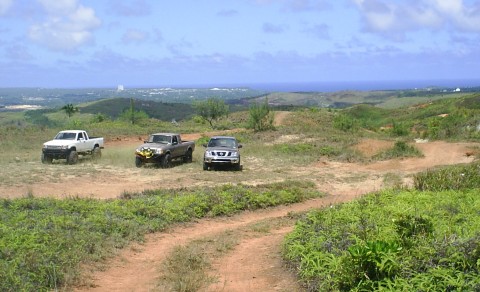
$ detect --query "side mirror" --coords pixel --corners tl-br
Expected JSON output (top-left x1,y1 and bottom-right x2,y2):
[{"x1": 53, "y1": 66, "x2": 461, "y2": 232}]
[
  {"x1": 238, "y1": 144, "x2": 243, "y2": 148},
  {"x1": 202, "y1": 143, "x2": 207, "y2": 147}
]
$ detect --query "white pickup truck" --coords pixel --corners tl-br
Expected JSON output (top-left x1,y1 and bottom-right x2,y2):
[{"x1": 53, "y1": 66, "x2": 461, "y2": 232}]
[{"x1": 42, "y1": 130, "x2": 104, "y2": 164}]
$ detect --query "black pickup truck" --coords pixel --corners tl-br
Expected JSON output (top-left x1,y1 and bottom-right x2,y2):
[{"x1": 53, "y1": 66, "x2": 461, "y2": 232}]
[{"x1": 135, "y1": 133, "x2": 195, "y2": 168}]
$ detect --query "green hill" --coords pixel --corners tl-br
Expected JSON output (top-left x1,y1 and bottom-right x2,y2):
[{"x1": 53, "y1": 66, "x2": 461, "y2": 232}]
[{"x1": 80, "y1": 98, "x2": 195, "y2": 121}]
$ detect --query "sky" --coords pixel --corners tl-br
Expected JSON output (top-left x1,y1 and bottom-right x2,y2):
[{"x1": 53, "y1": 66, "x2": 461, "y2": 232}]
[{"x1": 1, "y1": 0, "x2": 480, "y2": 89}]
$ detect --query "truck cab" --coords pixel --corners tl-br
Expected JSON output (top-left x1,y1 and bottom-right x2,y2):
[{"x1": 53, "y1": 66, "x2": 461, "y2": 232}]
[{"x1": 42, "y1": 130, "x2": 104, "y2": 164}]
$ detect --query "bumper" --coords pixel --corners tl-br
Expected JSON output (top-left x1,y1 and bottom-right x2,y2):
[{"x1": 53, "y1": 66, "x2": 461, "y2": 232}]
[
  {"x1": 204, "y1": 157, "x2": 240, "y2": 165},
  {"x1": 42, "y1": 149, "x2": 69, "y2": 159},
  {"x1": 136, "y1": 153, "x2": 164, "y2": 163}
]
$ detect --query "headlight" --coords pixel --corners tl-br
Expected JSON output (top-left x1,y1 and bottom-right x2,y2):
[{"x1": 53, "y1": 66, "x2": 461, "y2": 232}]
[
  {"x1": 230, "y1": 151, "x2": 238, "y2": 157},
  {"x1": 61, "y1": 145, "x2": 68, "y2": 150},
  {"x1": 205, "y1": 151, "x2": 213, "y2": 157}
]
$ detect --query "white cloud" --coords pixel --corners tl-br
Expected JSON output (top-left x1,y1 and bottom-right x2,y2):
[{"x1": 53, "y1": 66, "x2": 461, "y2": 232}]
[
  {"x1": 122, "y1": 29, "x2": 149, "y2": 44},
  {"x1": 252, "y1": 0, "x2": 330, "y2": 11},
  {"x1": 108, "y1": 0, "x2": 151, "y2": 17},
  {"x1": 28, "y1": 0, "x2": 101, "y2": 52},
  {"x1": 0, "y1": 0, "x2": 13, "y2": 15},
  {"x1": 353, "y1": 0, "x2": 480, "y2": 36}
]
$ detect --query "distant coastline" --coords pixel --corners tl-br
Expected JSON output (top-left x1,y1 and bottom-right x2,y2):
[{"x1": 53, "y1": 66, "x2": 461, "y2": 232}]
[
  {"x1": 1, "y1": 79, "x2": 480, "y2": 93},
  {"x1": 243, "y1": 79, "x2": 480, "y2": 92}
]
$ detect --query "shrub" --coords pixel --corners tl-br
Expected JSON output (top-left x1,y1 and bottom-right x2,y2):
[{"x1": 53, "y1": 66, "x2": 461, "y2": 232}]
[
  {"x1": 414, "y1": 162, "x2": 480, "y2": 191},
  {"x1": 373, "y1": 141, "x2": 423, "y2": 160},
  {"x1": 283, "y1": 189, "x2": 480, "y2": 291},
  {"x1": 0, "y1": 181, "x2": 323, "y2": 291}
]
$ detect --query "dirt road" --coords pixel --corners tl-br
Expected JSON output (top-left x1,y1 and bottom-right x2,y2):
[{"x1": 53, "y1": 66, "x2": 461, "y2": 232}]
[{"x1": 0, "y1": 131, "x2": 477, "y2": 291}]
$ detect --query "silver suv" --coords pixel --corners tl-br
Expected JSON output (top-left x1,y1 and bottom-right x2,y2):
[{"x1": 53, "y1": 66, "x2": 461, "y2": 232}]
[{"x1": 203, "y1": 136, "x2": 242, "y2": 171}]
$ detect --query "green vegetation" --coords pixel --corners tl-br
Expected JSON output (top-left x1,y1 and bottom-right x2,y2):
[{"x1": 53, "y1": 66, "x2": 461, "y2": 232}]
[
  {"x1": 247, "y1": 98, "x2": 275, "y2": 132},
  {"x1": 158, "y1": 231, "x2": 239, "y2": 291},
  {"x1": 60, "y1": 104, "x2": 78, "y2": 118},
  {"x1": 81, "y1": 97, "x2": 195, "y2": 121},
  {"x1": 118, "y1": 98, "x2": 149, "y2": 124},
  {"x1": 193, "y1": 97, "x2": 229, "y2": 129},
  {"x1": 0, "y1": 181, "x2": 322, "y2": 291},
  {"x1": 414, "y1": 162, "x2": 480, "y2": 191},
  {"x1": 283, "y1": 163, "x2": 480, "y2": 291},
  {"x1": 1, "y1": 89, "x2": 480, "y2": 291},
  {"x1": 373, "y1": 141, "x2": 424, "y2": 160}
]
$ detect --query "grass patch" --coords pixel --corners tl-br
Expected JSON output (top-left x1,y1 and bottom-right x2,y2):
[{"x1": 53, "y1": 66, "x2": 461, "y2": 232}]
[
  {"x1": 373, "y1": 141, "x2": 424, "y2": 160},
  {"x1": 157, "y1": 230, "x2": 239, "y2": 291},
  {"x1": 283, "y1": 188, "x2": 480, "y2": 291},
  {"x1": 283, "y1": 162, "x2": 480, "y2": 291},
  {"x1": 413, "y1": 161, "x2": 480, "y2": 191},
  {"x1": 0, "y1": 181, "x2": 322, "y2": 291},
  {"x1": 158, "y1": 213, "x2": 301, "y2": 291}
]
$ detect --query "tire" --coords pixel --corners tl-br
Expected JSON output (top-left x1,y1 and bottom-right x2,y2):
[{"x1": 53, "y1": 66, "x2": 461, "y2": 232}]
[
  {"x1": 183, "y1": 149, "x2": 193, "y2": 163},
  {"x1": 203, "y1": 162, "x2": 209, "y2": 171},
  {"x1": 161, "y1": 153, "x2": 172, "y2": 168},
  {"x1": 67, "y1": 150, "x2": 78, "y2": 165},
  {"x1": 92, "y1": 147, "x2": 101, "y2": 160},
  {"x1": 234, "y1": 164, "x2": 242, "y2": 171},
  {"x1": 41, "y1": 153, "x2": 52, "y2": 164},
  {"x1": 135, "y1": 156, "x2": 143, "y2": 168}
]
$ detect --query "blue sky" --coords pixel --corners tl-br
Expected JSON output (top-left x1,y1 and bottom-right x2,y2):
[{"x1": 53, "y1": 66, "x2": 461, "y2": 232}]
[{"x1": 1, "y1": 0, "x2": 480, "y2": 89}]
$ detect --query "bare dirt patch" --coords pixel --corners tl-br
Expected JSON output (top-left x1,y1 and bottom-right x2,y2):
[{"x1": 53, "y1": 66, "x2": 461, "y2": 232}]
[{"x1": 1, "y1": 136, "x2": 478, "y2": 291}]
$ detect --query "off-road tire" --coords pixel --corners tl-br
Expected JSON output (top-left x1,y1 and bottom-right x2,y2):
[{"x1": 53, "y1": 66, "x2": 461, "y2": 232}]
[
  {"x1": 135, "y1": 157, "x2": 143, "y2": 168},
  {"x1": 41, "y1": 153, "x2": 53, "y2": 164},
  {"x1": 203, "y1": 162, "x2": 210, "y2": 171},
  {"x1": 183, "y1": 149, "x2": 193, "y2": 163},
  {"x1": 161, "y1": 153, "x2": 172, "y2": 168},
  {"x1": 67, "y1": 150, "x2": 78, "y2": 165},
  {"x1": 92, "y1": 147, "x2": 101, "y2": 161}
]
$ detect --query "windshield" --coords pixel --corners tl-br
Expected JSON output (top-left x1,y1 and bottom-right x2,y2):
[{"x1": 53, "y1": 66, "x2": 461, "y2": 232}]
[
  {"x1": 148, "y1": 135, "x2": 171, "y2": 144},
  {"x1": 54, "y1": 132, "x2": 76, "y2": 140},
  {"x1": 208, "y1": 138, "x2": 237, "y2": 148}
]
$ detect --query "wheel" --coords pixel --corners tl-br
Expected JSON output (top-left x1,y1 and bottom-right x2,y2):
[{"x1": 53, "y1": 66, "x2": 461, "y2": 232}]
[
  {"x1": 67, "y1": 150, "x2": 78, "y2": 165},
  {"x1": 183, "y1": 149, "x2": 193, "y2": 163},
  {"x1": 135, "y1": 156, "x2": 144, "y2": 168},
  {"x1": 92, "y1": 147, "x2": 101, "y2": 160},
  {"x1": 41, "y1": 153, "x2": 52, "y2": 164},
  {"x1": 161, "y1": 153, "x2": 172, "y2": 168},
  {"x1": 234, "y1": 164, "x2": 242, "y2": 171},
  {"x1": 203, "y1": 162, "x2": 209, "y2": 171}
]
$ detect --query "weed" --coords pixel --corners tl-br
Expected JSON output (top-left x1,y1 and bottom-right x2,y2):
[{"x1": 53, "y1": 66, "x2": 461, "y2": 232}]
[
  {"x1": 373, "y1": 141, "x2": 423, "y2": 160},
  {"x1": 283, "y1": 187, "x2": 480, "y2": 291},
  {"x1": 0, "y1": 181, "x2": 322, "y2": 291}
]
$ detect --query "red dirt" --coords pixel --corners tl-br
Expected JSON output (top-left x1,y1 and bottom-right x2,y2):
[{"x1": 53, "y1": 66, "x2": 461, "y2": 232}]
[
  {"x1": 1, "y1": 114, "x2": 478, "y2": 291},
  {"x1": 79, "y1": 138, "x2": 479, "y2": 292}
]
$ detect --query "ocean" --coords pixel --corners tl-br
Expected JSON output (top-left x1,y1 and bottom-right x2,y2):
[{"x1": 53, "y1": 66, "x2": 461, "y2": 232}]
[{"x1": 243, "y1": 79, "x2": 480, "y2": 92}]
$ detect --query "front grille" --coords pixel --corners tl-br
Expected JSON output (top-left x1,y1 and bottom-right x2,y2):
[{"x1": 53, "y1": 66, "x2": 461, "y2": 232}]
[
  {"x1": 213, "y1": 151, "x2": 231, "y2": 157},
  {"x1": 46, "y1": 145, "x2": 63, "y2": 150}
]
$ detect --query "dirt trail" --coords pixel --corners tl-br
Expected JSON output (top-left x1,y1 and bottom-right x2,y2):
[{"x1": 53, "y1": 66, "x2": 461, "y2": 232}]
[
  {"x1": 71, "y1": 139, "x2": 477, "y2": 292},
  {"x1": 1, "y1": 110, "x2": 478, "y2": 291},
  {"x1": 77, "y1": 193, "x2": 361, "y2": 292}
]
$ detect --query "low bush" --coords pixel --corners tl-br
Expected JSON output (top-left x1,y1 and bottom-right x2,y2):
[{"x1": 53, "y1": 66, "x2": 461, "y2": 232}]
[
  {"x1": 373, "y1": 141, "x2": 423, "y2": 160},
  {"x1": 413, "y1": 161, "x2": 480, "y2": 191},
  {"x1": 0, "y1": 180, "x2": 322, "y2": 291},
  {"x1": 283, "y1": 187, "x2": 480, "y2": 291}
]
